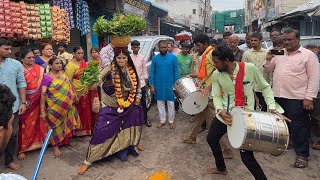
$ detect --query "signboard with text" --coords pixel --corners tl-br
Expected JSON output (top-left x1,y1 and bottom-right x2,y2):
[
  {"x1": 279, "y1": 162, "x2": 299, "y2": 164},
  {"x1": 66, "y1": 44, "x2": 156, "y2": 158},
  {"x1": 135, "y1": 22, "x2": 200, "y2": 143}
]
[
  {"x1": 124, "y1": 0, "x2": 150, "y2": 17},
  {"x1": 230, "y1": 12, "x2": 237, "y2": 18}
]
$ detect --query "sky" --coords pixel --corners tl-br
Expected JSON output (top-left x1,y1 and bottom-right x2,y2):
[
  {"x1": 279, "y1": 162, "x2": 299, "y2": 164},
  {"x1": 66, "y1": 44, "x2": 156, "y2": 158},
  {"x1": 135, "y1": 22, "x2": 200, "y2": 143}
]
[{"x1": 212, "y1": 0, "x2": 244, "y2": 11}]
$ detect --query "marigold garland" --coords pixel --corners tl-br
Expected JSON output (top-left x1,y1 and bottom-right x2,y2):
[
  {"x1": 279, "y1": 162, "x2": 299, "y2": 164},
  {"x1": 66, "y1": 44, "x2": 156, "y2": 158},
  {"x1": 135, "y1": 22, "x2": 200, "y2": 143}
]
[{"x1": 112, "y1": 62, "x2": 138, "y2": 113}]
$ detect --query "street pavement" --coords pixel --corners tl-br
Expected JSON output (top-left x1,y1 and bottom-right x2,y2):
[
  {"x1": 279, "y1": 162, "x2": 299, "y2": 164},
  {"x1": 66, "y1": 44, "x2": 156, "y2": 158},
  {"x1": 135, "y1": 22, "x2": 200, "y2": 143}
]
[{"x1": 1, "y1": 105, "x2": 320, "y2": 180}]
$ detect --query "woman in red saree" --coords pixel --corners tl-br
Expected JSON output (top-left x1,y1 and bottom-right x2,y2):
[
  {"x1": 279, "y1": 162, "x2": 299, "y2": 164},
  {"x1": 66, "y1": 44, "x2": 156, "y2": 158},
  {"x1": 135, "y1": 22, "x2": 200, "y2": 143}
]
[
  {"x1": 65, "y1": 46, "x2": 98, "y2": 136},
  {"x1": 18, "y1": 49, "x2": 48, "y2": 160}
]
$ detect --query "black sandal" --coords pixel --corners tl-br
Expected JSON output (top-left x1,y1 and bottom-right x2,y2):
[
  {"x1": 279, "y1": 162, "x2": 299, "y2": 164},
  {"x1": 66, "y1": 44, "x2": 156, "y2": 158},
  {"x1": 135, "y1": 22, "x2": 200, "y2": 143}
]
[{"x1": 294, "y1": 156, "x2": 308, "y2": 168}]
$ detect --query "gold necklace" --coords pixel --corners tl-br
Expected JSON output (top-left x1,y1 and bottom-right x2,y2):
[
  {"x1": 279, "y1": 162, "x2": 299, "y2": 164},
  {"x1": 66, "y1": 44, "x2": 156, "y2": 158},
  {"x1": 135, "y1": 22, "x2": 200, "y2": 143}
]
[{"x1": 49, "y1": 71, "x2": 59, "y2": 77}]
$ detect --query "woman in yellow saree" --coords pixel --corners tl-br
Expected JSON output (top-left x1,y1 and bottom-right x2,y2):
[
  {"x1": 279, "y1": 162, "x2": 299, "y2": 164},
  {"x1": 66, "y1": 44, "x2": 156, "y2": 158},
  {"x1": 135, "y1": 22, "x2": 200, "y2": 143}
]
[{"x1": 65, "y1": 46, "x2": 98, "y2": 136}]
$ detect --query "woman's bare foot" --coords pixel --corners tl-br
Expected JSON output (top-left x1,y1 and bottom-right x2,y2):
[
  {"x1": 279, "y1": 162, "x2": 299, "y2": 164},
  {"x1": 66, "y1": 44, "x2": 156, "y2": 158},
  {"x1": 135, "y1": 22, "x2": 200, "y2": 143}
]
[
  {"x1": 78, "y1": 164, "x2": 90, "y2": 175},
  {"x1": 53, "y1": 146, "x2": 63, "y2": 157},
  {"x1": 7, "y1": 162, "x2": 20, "y2": 171},
  {"x1": 137, "y1": 145, "x2": 145, "y2": 151},
  {"x1": 206, "y1": 167, "x2": 228, "y2": 175},
  {"x1": 18, "y1": 153, "x2": 27, "y2": 160}
]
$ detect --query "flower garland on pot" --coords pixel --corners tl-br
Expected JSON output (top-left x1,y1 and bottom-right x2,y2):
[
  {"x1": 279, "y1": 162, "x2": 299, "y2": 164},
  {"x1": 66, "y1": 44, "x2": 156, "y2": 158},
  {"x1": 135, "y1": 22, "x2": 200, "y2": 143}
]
[{"x1": 112, "y1": 62, "x2": 137, "y2": 113}]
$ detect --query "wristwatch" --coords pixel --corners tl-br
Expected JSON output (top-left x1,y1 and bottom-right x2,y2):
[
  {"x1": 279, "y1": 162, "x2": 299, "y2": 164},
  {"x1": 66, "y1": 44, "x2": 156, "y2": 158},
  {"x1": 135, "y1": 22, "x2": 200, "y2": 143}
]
[{"x1": 21, "y1": 101, "x2": 29, "y2": 106}]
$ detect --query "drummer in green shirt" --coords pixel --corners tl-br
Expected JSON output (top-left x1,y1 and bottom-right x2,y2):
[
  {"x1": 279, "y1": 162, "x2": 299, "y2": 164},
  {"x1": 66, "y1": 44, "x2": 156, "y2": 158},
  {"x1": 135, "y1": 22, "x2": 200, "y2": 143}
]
[
  {"x1": 176, "y1": 42, "x2": 192, "y2": 78},
  {"x1": 205, "y1": 45, "x2": 289, "y2": 179}
]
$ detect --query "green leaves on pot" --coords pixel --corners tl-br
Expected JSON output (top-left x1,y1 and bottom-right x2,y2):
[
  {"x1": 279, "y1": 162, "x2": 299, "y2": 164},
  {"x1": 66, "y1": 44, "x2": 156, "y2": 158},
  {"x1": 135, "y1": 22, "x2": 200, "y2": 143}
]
[
  {"x1": 93, "y1": 16, "x2": 108, "y2": 37},
  {"x1": 80, "y1": 61, "x2": 100, "y2": 86},
  {"x1": 92, "y1": 14, "x2": 146, "y2": 37}
]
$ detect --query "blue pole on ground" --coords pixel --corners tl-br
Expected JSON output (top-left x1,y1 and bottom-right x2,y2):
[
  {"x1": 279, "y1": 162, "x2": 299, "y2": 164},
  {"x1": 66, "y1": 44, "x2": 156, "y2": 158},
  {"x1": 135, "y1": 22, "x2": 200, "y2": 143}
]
[{"x1": 31, "y1": 129, "x2": 53, "y2": 180}]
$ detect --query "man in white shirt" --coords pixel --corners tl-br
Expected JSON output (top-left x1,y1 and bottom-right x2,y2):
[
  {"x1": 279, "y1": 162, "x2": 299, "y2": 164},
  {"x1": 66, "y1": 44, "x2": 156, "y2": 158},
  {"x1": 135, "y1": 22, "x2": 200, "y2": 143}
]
[
  {"x1": 130, "y1": 40, "x2": 151, "y2": 127},
  {"x1": 238, "y1": 32, "x2": 253, "y2": 52},
  {"x1": 100, "y1": 43, "x2": 114, "y2": 71}
]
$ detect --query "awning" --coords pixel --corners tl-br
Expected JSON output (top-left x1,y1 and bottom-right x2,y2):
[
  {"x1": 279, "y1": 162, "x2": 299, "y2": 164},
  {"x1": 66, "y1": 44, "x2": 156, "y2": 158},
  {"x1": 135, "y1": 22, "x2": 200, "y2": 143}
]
[
  {"x1": 175, "y1": 31, "x2": 192, "y2": 40},
  {"x1": 271, "y1": 1, "x2": 320, "y2": 21},
  {"x1": 162, "y1": 22, "x2": 183, "y2": 28}
]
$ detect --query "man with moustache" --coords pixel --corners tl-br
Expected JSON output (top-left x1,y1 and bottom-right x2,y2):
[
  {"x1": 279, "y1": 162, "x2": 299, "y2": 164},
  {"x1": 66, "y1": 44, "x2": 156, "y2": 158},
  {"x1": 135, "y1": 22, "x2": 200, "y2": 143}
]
[
  {"x1": 207, "y1": 45, "x2": 287, "y2": 179},
  {"x1": 238, "y1": 32, "x2": 253, "y2": 52},
  {"x1": 0, "y1": 38, "x2": 27, "y2": 171},
  {"x1": 242, "y1": 32, "x2": 270, "y2": 112},
  {"x1": 269, "y1": 30, "x2": 281, "y2": 49},
  {"x1": 264, "y1": 27, "x2": 319, "y2": 168},
  {"x1": 182, "y1": 34, "x2": 234, "y2": 159},
  {"x1": 222, "y1": 32, "x2": 232, "y2": 45},
  {"x1": 228, "y1": 34, "x2": 244, "y2": 62},
  {"x1": 149, "y1": 40, "x2": 179, "y2": 129}
]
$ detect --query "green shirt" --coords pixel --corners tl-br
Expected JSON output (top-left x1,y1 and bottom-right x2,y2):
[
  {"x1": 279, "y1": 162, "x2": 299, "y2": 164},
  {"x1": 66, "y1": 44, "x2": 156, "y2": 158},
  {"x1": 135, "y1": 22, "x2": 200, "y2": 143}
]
[
  {"x1": 211, "y1": 62, "x2": 283, "y2": 115},
  {"x1": 176, "y1": 53, "x2": 192, "y2": 78}
]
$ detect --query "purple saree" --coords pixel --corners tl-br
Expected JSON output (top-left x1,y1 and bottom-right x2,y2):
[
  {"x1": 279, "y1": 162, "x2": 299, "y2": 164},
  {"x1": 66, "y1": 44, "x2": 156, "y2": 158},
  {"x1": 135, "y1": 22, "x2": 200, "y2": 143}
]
[{"x1": 84, "y1": 68, "x2": 144, "y2": 164}]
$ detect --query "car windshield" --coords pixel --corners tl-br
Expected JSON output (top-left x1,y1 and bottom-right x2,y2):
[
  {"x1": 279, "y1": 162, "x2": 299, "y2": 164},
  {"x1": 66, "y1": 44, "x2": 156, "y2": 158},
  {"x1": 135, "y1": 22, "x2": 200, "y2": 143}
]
[{"x1": 128, "y1": 40, "x2": 152, "y2": 57}]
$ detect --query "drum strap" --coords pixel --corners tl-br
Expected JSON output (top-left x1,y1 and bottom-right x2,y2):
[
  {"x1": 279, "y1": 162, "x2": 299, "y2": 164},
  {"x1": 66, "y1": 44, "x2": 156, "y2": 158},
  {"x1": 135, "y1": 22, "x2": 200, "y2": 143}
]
[{"x1": 235, "y1": 62, "x2": 245, "y2": 106}]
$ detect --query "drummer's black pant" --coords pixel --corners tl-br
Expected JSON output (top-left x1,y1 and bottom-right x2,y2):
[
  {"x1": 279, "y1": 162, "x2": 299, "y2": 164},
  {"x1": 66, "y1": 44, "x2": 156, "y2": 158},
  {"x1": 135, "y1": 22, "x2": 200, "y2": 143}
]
[{"x1": 207, "y1": 118, "x2": 267, "y2": 180}]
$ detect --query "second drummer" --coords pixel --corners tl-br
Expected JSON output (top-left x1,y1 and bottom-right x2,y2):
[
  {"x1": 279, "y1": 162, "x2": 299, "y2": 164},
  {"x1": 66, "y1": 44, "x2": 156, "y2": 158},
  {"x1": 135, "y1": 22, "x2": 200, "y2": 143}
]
[
  {"x1": 176, "y1": 42, "x2": 192, "y2": 78},
  {"x1": 206, "y1": 45, "x2": 288, "y2": 179},
  {"x1": 180, "y1": 33, "x2": 233, "y2": 159}
]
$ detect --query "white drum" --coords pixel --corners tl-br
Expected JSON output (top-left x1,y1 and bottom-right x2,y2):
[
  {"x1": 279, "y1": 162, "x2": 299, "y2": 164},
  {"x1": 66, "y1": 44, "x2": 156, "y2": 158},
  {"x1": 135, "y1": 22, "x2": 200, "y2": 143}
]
[
  {"x1": 173, "y1": 77, "x2": 208, "y2": 115},
  {"x1": 227, "y1": 107, "x2": 289, "y2": 156}
]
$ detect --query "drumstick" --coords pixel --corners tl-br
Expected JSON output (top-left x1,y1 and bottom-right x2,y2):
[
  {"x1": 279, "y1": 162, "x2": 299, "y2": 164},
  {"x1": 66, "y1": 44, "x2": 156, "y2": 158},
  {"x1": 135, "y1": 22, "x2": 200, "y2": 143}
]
[
  {"x1": 31, "y1": 129, "x2": 53, "y2": 180},
  {"x1": 227, "y1": 93, "x2": 230, "y2": 114}
]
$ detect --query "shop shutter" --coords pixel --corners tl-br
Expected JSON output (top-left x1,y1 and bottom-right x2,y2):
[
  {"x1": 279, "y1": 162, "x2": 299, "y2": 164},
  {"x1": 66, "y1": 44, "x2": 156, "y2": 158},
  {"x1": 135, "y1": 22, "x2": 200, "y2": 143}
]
[{"x1": 67, "y1": 29, "x2": 81, "y2": 53}]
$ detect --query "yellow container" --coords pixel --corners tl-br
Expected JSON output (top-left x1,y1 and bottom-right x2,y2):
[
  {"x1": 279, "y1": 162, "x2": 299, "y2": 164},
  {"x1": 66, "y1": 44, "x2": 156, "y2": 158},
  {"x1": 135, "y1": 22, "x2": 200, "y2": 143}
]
[{"x1": 110, "y1": 35, "x2": 131, "y2": 47}]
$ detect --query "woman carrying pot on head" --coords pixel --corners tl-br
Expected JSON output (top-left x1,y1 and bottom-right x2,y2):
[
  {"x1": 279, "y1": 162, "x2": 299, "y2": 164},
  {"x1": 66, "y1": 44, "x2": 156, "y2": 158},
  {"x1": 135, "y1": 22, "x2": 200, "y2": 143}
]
[
  {"x1": 18, "y1": 49, "x2": 48, "y2": 160},
  {"x1": 65, "y1": 46, "x2": 99, "y2": 136},
  {"x1": 40, "y1": 57, "x2": 81, "y2": 157},
  {"x1": 78, "y1": 49, "x2": 144, "y2": 175}
]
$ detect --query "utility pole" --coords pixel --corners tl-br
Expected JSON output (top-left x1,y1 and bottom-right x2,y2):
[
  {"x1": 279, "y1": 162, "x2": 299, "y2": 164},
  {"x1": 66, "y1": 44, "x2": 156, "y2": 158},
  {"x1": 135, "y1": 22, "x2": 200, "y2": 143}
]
[{"x1": 203, "y1": 0, "x2": 207, "y2": 33}]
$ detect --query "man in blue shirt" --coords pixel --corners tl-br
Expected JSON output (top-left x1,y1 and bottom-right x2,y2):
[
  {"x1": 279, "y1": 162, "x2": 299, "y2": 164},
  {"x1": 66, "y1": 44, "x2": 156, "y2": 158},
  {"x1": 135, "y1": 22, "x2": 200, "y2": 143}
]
[
  {"x1": 150, "y1": 40, "x2": 179, "y2": 129},
  {"x1": 0, "y1": 38, "x2": 27, "y2": 171}
]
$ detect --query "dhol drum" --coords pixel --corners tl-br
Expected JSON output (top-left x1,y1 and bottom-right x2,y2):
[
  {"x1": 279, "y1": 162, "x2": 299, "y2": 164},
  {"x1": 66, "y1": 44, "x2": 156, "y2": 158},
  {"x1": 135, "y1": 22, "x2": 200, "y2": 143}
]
[
  {"x1": 227, "y1": 107, "x2": 289, "y2": 156},
  {"x1": 173, "y1": 77, "x2": 208, "y2": 115}
]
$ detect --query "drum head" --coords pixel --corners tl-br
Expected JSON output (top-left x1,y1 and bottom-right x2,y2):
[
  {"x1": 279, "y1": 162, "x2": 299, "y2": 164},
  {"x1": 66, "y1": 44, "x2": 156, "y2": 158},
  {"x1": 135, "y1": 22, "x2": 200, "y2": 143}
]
[
  {"x1": 181, "y1": 91, "x2": 208, "y2": 115},
  {"x1": 227, "y1": 107, "x2": 246, "y2": 149}
]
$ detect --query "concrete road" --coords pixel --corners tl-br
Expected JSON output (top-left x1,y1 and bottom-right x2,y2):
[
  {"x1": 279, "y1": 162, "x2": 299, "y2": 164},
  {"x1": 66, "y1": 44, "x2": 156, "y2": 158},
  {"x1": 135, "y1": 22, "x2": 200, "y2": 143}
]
[{"x1": 1, "y1": 105, "x2": 320, "y2": 180}]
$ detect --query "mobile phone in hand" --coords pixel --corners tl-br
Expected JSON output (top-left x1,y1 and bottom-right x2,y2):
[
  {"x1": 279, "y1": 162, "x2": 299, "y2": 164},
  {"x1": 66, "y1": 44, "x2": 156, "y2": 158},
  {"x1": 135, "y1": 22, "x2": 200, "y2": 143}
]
[{"x1": 270, "y1": 49, "x2": 285, "y2": 55}]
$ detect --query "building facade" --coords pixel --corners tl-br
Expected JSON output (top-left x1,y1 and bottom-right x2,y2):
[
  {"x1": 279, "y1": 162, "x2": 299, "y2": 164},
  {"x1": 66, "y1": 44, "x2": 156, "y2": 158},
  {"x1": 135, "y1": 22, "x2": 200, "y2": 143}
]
[
  {"x1": 212, "y1": 9, "x2": 244, "y2": 33},
  {"x1": 244, "y1": 0, "x2": 310, "y2": 32},
  {"x1": 149, "y1": 0, "x2": 212, "y2": 33}
]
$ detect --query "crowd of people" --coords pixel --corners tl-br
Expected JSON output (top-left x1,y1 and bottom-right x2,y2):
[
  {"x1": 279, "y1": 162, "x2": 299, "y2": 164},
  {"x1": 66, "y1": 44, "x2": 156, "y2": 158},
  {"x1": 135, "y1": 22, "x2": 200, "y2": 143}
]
[{"x1": 0, "y1": 26, "x2": 319, "y2": 179}]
